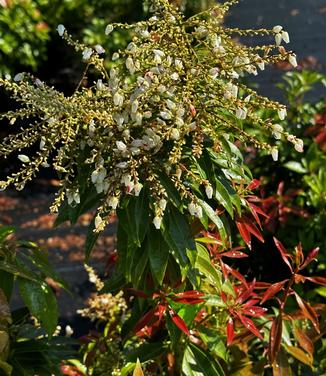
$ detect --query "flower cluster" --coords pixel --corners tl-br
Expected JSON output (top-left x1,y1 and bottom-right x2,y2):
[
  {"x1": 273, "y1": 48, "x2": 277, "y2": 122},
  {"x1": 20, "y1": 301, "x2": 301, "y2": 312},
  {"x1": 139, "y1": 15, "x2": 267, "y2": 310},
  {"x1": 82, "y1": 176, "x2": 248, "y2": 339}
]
[{"x1": 0, "y1": 0, "x2": 302, "y2": 232}]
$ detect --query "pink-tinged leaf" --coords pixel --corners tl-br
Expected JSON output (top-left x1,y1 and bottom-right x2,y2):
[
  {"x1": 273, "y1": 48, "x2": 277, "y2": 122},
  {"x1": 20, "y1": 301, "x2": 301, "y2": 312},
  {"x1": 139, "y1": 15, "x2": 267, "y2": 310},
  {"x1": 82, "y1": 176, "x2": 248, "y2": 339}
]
[
  {"x1": 273, "y1": 238, "x2": 293, "y2": 272},
  {"x1": 168, "y1": 308, "x2": 190, "y2": 336},
  {"x1": 227, "y1": 317, "x2": 235, "y2": 346},
  {"x1": 237, "y1": 313, "x2": 263, "y2": 340},
  {"x1": 248, "y1": 179, "x2": 261, "y2": 190},
  {"x1": 236, "y1": 220, "x2": 251, "y2": 249},
  {"x1": 134, "y1": 309, "x2": 156, "y2": 334},
  {"x1": 172, "y1": 290, "x2": 205, "y2": 304},
  {"x1": 244, "y1": 220, "x2": 264, "y2": 243},
  {"x1": 222, "y1": 250, "x2": 248, "y2": 258},
  {"x1": 268, "y1": 314, "x2": 283, "y2": 363},
  {"x1": 294, "y1": 293, "x2": 320, "y2": 333},
  {"x1": 236, "y1": 282, "x2": 255, "y2": 304},
  {"x1": 248, "y1": 202, "x2": 269, "y2": 229},
  {"x1": 299, "y1": 247, "x2": 320, "y2": 270},
  {"x1": 242, "y1": 305, "x2": 267, "y2": 318},
  {"x1": 304, "y1": 276, "x2": 326, "y2": 286},
  {"x1": 261, "y1": 280, "x2": 288, "y2": 304}
]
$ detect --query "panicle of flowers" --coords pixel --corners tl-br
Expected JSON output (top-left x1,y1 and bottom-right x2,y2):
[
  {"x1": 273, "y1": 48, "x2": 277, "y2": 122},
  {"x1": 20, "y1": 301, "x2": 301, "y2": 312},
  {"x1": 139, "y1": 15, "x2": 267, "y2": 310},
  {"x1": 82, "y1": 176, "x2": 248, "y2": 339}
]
[{"x1": 0, "y1": 0, "x2": 302, "y2": 232}]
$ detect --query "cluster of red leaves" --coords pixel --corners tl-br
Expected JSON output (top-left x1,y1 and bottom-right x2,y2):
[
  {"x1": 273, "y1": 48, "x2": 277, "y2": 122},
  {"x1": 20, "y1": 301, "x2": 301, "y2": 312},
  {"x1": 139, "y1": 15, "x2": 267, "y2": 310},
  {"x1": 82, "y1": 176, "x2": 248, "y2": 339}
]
[
  {"x1": 130, "y1": 289, "x2": 205, "y2": 337},
  {"x1": 305, "y1": 103, "x2": 326, "y2": 151},
  {"x1": 267, "y1": 238, "x2": 326, "y2": 363}
]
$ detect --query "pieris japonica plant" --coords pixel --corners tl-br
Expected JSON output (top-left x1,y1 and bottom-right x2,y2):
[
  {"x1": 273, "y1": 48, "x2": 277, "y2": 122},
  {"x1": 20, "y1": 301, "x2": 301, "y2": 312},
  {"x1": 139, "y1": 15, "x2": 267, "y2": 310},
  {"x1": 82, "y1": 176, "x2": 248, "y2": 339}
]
[{"x1": 1, "y1": 0, "x2": 323, "y2": 374}]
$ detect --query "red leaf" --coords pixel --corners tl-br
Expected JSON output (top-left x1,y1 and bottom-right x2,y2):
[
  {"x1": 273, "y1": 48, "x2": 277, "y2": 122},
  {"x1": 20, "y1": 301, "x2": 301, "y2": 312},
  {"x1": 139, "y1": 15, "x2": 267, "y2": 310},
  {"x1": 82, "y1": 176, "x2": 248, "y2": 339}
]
[
  {"x1": 244, "y1": 220, "x2": 264, "y2": 243},
  {"x1": 242, "y1": 306, "x2": 267, "y2": 318},
  {"x1": 236, "y1": 220, "x2": 251, "y2": 249},
  {"x1": 236, "y1": 282, "x2": 255, "y2": 304},
  {"x1": 168, "y1": 308, "x2": 190, "y2": 336},
  {"x1": 295, "y1": 243, "x2": 304, "y2": 267},
  {"x1": 223, "y1": 263, "x2": 248, "y2": 285},
  {"x1": 237, "y1": 313, "x2": 263, "y2": 340},
  {"x1": 222, "y1": 249, "x2": 248, "y2": 258},
  {"x1": 134, "y1": 309, "x2": 156, "y2": 334},
  {"x1": 268, "y1": 314, "x2": 283, "y2": 363},
  {"x1": 294, "y1": 293, "x2": 320, "y2": 333},
  {"x1": 248, "y1": 179, "x2": 261, "y2": 190},
  {"x1": 273, "y1": 238, "x2": 293, "y2": 272},
  {"x1": 304, "y1": 276, "x2": 326, "y2": 286},
  {"x1": 172, "y1": 290, "x2": 205, "y2": 304},
  {"x1": 227, "y1": 317, "x2": 235, "y2": 346},
  {"x1": 260, "y1": 280, "x2": 288, "y2": 304},
  {"x1": 299, "y1": 247, "x2": 320, "y2": 270},
  {"x1": 248, "y1": 202, "x2": 269, "y2": 228}
]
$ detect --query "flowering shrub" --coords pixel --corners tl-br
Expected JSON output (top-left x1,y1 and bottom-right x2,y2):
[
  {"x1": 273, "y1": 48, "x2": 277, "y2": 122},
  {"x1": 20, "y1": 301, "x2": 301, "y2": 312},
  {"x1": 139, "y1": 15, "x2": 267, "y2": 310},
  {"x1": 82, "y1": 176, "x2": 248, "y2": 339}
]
[{"x1": 0, "y1": 0, "x2": 324, "y2": 374}]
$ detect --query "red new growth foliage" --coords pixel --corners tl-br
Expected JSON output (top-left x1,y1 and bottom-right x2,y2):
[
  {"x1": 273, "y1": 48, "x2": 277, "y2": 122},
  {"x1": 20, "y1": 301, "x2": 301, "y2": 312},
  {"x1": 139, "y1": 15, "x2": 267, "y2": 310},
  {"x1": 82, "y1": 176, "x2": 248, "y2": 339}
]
[
  {"x1": 294, "y1": 293, "x2": 320, "y2": 333},
  {"x1": 273, "y1": 237, "x2": 293, "y2": 272},
  {"x1": 172, "y1": 291, "x2": 205, "y2": 304},
  {"x1": 236, "y1": 216, "x2": 264, "y2": 249},
  {"x1": 247, "y1": 202, "x2": 269, "y2": 229},
  {"x1": 61, "y1": 365, "x2": 83, "y2": 376},
  {"x1": 268, "y1": 314, "x2": 283, "y2": 363},
  {"x1": 304, "y1": 276, "x2": 326, "y2": 286},
  {"x1": 299, "y1": 247, "x2": 320, "y2": 270},
  {"x1": 168, "y1": 309, "x2": 190, "y2": 336},
  {"x1": 227, "y1": 318, "x2": 235, "y2": 346},
  {"x1": 236, "y1": 313, "x2": 263, "y2": 340},
  {"x1": 260, "y1": 280, "x2": 288, "y2": 304},
  {"x1": 248, "y1": 179, "x2": 261, "y2": 190}
]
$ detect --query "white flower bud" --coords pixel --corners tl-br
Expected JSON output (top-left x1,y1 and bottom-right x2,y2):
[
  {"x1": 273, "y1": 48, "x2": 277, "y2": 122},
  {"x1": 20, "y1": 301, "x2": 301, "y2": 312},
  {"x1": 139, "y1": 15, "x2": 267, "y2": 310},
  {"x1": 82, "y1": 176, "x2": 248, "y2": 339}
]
[
  {"x1": 188, "y1": 202, "x2": 196, "y2": 216},
  {"x1": 275, "y1": 33, "x2": 282, "y2": 46},
  {"x1": 108, "y1": 196, "x2": 119, "y2": 209},
  {"x1": 131, "y1": 99, "x2": 139, "y2": 113},
  {"x1": 73, "y1": 191, "x2": 80, "y2": 204},
  {"x1": 126, "y1": 57, "x2": 136, "y2": 74},
  {"x1": 281, "y1": 31, "x2": 290, "y2": 44},
  {"x1": 273, "y1": 25, "x2": 283, "y2": 33},
  {"x1": 235, "y1": 107, "x2": 247, "y2": 120},
  {"x1": 153, "y1": 216, "x2": 162, "y2": 230},
  {"x1": 175, "y1": 59, "x2": 183, "y2": 70},
  {"x1": 159, "y1": 198, "x2": 167, "y2": 211},
  {"x1": 289, "y1": 54, "x2": 298, "y2": 68},
  {"x1": 195, "y1": 205, "x2": 203, "y2": 218},
  {"x1": 271, "y1": 148, "x2": 279, "y2": 161},
  {"x1": 134, "y1": 182, "x2": 143, "y2": 196},
  {"x1": 171, "y1": 72, "x2": 179, "y2": 81},
  {"x1": 116, "y1": 141, "x2": 127, "y2": 152},
  {"x1": 39, "y1": 138, "x2": 46, "y2": 150},
  {"x1": 91, "y1": 170, "x2": 99, "y2": 184},
  {"x1": 57, "y1": 24, "x2": 65, "y2": 37},
  {"x1": 170, "y1": 128, "x2": 180, "y2": 140},
  {"x1": 256, "y1": 60, "x2": 265, "y2": 71},
  {"x1": 166, "y1": 99, "x2": 176, "y2": 110},
  {"x1": 14, "y1": 73, "x2": 24, "y2": 82},
  {"x1": 205, "y1": 185, "x2": 213, "y2": 199},
  {"x1": 160, "y1": 111, "x2": 172, "y2": 120},
  {"x1": 113, "y1": 91, "x2": 124, "y2": 107},
  {"x1": 105, "y1": 24, "x2": 114, "y2": 35},
  {"x1": 95, "y1": 44, "x2": 105, "y2": 54},
  {"x1": 82, "y1": 48, "x2": 93, "y2": 61},
  {"x1": 294, "y1": 139, "x2": 304, "y2": 153},
  {"x1": 209, "y1": 67, "x2": 219, "y2": 79},
  {"x1": 112, "y1": 52, "x2": 120, "y2": 61},
  {"x1": 176, "y1": 168, "x2": 182, "y2": 180},
  {"x1": 65, "y1": 325, "x2": 73, "y2": 337},
  {"x1": 116, "y1": 162, "x2": 128, "y2": 169},
  {"x1": 18, "y1": 154, "x2": 30, "y2": 163},
  {"x1": 95, "y1": 214, "x2": 103, "y2": 230},
  {"x1": 278, "y1": 108, "x2": 287, "y2": 120}
]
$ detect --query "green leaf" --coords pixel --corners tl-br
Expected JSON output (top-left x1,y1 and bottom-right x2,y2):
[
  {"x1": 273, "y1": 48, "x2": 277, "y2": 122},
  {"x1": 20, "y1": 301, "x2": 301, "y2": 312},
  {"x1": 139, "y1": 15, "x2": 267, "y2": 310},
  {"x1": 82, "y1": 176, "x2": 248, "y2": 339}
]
[
  {"x1": 284, "y1": 161, "x2": 307, "y2": 174},
  {"x1": 147, "y1": 228, "x2": 169, "y2": 285},
  {"x1": 18, "y1": 280, "x2": 58, "y2": 336},
  {"x1": 118, "y1": 188, "x2": 150, "y2": 247},
  {"x1": 198, "y1": 200, "x2": 227, "y2": 242},
  {"x1": 162, "y1": 206, "x2": 196, "y2": 270},
  {"x1": 0, "y1": 271, "x2": 14, "y2": 301},
  {"x1": 0, "y1": 261, "x2": 40, "y2": 282},
  {"x1": 198, "y1": 326, "x2": 227, "y2": 361},
  {"x1": 0, "y1": 226, "x2": 15, "y2": 243},
  {"x1": 182, "y1": 343, "x2": 225, "y2": 375},
  {"x1": 214, "y1": 179, "x2": 233, "y2": 218},
  {"x1": 194, "y1": 244, "x2": 222, "y2": 290}
]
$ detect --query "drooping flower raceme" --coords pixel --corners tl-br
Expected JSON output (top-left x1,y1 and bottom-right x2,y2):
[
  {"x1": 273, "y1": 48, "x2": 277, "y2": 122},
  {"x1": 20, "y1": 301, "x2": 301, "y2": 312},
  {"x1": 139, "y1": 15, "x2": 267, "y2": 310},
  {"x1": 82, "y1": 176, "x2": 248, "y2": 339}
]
[{"x1": 0, "y1": 0, "x2": 303, "y2": 232}]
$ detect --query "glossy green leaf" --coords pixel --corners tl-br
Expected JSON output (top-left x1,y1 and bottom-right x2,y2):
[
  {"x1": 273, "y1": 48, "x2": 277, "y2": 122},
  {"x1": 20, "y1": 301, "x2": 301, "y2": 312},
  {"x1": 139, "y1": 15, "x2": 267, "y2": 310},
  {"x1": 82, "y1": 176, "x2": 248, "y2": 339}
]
[
  {"x1": 182, "y1": 343, "x2": 225, "y2": 375},
  {"x1": 162, "y1": 206, "x2": 196, "y2": 269},
  {"x1": 214, "y1": 178, "x2": 234, "y2": 218},
  {"x1": 194, "y1": 244, "x2": 222, "y2": 290},
  {"x1": 147, "y1": 228, "x2": 169, "y2": 285},
  {"x1": 198, "y1": 200, "x2": 227, "y2": 241},
  {"x1": 18, "y1": 280, "x2": 58, "y2": 336}
]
